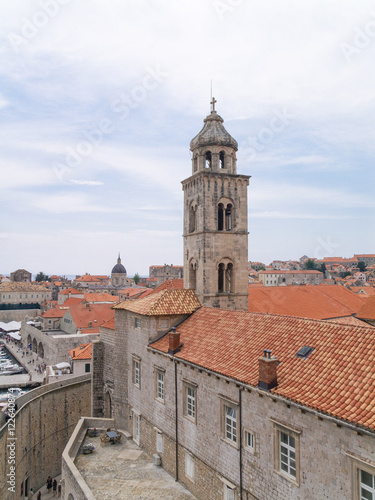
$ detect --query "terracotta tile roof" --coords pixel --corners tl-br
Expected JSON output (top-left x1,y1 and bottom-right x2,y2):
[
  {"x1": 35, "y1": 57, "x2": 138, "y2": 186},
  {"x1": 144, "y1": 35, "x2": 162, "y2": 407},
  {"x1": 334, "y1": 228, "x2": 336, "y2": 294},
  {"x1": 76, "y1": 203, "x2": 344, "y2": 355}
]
[
  {"x1": 248, "y1": 285, "x2": 366, "y2": 320},
  {"x1": 69, "y1": 343, "x2": 92, "y2": 360},
  {"x1": 356, "y1": 296, "x2": 375, "y2": 321},
  {"x1": 41, "y1": 308, "x2": 66, "y2": 319},
  {"x1": 113, "y1": 289, "x2": 201, "y2": 316},
  {"x1": 150, "y1": 307, "x2": 375, "y2": 431},
  {"x1": 0, "y1": 282, "x2": 49, "y2": 292},
  {"x1": 69, "y1": 303, "x2": 115, "y2": 329},
  {"x1": 62, "y1": 297, "x2": 84, "y2": 307},
  {"x1": 350, "y1": 287, "x2": 375, "y2": 296},
  {"x1": 74, "y1": 275, "x2": 109, "y2": 283},
  {"x1": 153, "y1": 279, "x2": 184, "y2": 293},
  {"x1": 83, "y1": 293, "x2": 119, "y2": 303},
  {"x1": 325, "y1": 316, "x2": 371, "y2": 327},
  {"x1": 59, "y1": 287, "x2": 81, "y2": 295},
  {"x1": 355, "y1": 254, "x2": 375, "y2": 258},
  {"x1": 101, "y1": 317, "x2": 115, "y2": 330},
  {"x1": 53, "y1": 281, "x2": 63, "y2": 286}
]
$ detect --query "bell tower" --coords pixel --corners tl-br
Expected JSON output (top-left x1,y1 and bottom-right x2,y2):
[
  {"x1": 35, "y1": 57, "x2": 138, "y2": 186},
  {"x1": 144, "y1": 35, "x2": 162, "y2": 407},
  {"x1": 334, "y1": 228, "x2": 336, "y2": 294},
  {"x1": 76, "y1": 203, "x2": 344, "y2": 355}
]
[{"x1": 182, "y1": 99, "x2": 250, "y2": 311}]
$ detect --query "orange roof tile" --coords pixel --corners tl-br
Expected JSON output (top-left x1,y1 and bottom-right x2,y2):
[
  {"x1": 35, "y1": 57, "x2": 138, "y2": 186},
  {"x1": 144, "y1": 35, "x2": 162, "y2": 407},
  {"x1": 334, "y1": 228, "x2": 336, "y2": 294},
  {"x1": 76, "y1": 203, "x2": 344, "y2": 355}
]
[
  {"x1": 62, "y1": 297, "x2": 84, "y2": 307},
  {"x1": 69, "y1": 343, "x2": 92, "y2": 360},
  {"x1": 59, "y1": 287, "x2": 81, "y2": 295},
  {"x1": 259, "y1": 270, "x2": 322, "y2": 275},
  {"x1": 101, "y1": 317, "x2": 115, "y2": 330},
  {"x1": 68, "y1": 303, "x2": 115, "y2": 329},
  {"x1": 248, "y1": 285, "x2": 366, "y2": 320},
  {"x1": 150, "y1": 307, "x2": 375, "y2": 431},
  {"x1": 113, "y1": 289, "x2": 201, "y2": 316},
  {"x1": 356, "y1": 296, "x2": 375, "y2": 321},
  {"x1": 153, "y1": 279, "x2": 184, "y2": 293},
  {"x1": 83, "y1": 293, "x2": 119, "y2": 303},
  {"x1": 41, "y1": 308, "x2": 66, "y2": 319}
]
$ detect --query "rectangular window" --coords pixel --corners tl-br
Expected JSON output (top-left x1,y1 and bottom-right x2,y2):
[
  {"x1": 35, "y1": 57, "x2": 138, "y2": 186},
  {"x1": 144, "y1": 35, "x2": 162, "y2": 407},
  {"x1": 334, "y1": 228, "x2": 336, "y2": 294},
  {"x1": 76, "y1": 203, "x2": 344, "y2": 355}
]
[
  {"x1": 244, "y1": 430, "x2": 255, "y2": 453},
  {"x1": 360, "y1": 469, "x2": 375, "y2": 500},
  {"x1": 225, "y1": 406, "x2": 237, "y2": 443},
  {"x1": 272, "y1": 419, "x2": 301, "y2": 485},
  {"x1": 186, "y1": 453, "x2": 194, "y2": 481},
  {"x1": 155, "y1": 369, "x2": 164, "y2": 402},
  {"x1": 156, "y1": 432, "x2": 163, "y2": 453},
  {"x1": 135, "y1": 317, "x2": 141, "y2": 329},
  {"x1": 280, "y1": 431, "x2": 296, "y2": 478},
  {"x1": 225, "y1": 484, "x2": 236, "y2": 500},
  {"x1": 132, "y1": 357, "x2": 141, "y2": 388},
  {"x1": 183, "y1": 382, "x2": 197, "y2": 423},
  {"x1": 85, "y1": 363, "x2": 91, "y2": 373}
]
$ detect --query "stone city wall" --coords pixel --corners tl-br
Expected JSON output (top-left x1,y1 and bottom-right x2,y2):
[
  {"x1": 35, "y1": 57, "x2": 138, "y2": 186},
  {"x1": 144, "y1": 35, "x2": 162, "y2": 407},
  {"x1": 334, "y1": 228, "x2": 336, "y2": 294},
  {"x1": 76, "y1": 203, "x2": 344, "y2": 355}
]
[{"x1": 0, "y1": 374, "x2": 91, "y2": 500}]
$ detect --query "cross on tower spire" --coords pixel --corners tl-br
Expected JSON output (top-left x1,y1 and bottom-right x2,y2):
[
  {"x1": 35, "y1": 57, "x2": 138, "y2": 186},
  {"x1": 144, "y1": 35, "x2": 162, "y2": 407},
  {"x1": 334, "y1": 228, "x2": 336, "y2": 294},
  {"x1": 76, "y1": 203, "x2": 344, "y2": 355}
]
[{"x1": 210, "y1": 96, "x2": 217, "y2": 112}]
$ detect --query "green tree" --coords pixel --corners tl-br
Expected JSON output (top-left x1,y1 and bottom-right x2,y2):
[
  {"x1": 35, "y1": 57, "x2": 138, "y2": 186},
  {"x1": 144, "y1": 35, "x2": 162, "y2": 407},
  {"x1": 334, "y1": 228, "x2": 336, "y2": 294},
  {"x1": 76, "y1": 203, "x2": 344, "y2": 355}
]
[
  {"x1": 258, "y1": 266, "x2": 266, "y2": 271},
  {"x1": 133, "y1": 273, "x2": 140, "y2": 284},
  {"x1": 357, "y1": 261, "x2": 367, "y2": 272},
  {"x1": 319, "y1": 263, "x2": 327, "y2": 276},
  {"x1": 304, "y1": 259, "x2": 317, "y2": 270},
  {"x1": 35, "y1": 271, "x2": 49, "y2": 282}
]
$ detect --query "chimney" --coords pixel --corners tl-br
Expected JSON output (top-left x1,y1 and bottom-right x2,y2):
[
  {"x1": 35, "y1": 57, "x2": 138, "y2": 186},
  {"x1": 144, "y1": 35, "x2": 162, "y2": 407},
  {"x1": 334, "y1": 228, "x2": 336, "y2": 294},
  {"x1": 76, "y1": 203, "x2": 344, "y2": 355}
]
[
  {"x1": 258, "y1": 349, "x2": 278, "y2": 390},
  {"x1": 168, "y1": 327, "x2": 181, "y2": 355}
]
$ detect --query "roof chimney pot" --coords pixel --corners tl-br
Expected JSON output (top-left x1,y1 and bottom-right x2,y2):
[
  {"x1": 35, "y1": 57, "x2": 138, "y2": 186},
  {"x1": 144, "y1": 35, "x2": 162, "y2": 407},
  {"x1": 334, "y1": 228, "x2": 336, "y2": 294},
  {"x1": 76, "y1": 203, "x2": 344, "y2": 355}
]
[
  {"x1": 168, "y1": 327, "x2": 181, "y2": 355},
  {"x1": 258, "y1": 349, "x2": 278, "y2": 391}
]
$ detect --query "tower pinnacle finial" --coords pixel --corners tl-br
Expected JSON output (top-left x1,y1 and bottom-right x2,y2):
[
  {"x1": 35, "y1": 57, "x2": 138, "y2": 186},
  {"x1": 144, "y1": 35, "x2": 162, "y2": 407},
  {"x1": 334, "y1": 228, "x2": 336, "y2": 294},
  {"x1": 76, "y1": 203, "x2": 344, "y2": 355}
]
[{"x1": 210, "y1": 96, "x2": 217, "y2": 112}]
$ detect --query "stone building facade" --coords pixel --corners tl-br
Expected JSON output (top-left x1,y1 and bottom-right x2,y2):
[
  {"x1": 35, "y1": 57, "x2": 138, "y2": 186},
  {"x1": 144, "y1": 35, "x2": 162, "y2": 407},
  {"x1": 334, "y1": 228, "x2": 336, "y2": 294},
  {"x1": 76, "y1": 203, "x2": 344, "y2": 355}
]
[
  {"x1": 182, "y1": 100, "x2": 249, "y2": 311},
  {"x1": 10, "y1": 268, "x2": 32, "y2": 282},
  {"x1": 258, "y1": 270, "x2": 324, "y2": 286},
  {"x1": 0, "y1": 282, "x2": 52, "y2": 306},
  {"x1": 92, "y1": 292, "x2": 375, "y2": 500},
  {"x1": 149, "y1": 264, "x2": 184, "y2": 287}
]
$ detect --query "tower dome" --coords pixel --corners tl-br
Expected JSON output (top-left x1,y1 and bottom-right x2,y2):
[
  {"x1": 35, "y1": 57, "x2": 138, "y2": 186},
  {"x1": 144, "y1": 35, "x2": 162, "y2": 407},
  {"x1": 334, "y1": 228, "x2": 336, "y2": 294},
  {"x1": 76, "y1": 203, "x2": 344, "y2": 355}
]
[
  {"x1": 111, "y1": 255, "x2": 127, "y2": 275},
  {"x1": 190, "y1": 99, "x2": 238, "y2": 152}
]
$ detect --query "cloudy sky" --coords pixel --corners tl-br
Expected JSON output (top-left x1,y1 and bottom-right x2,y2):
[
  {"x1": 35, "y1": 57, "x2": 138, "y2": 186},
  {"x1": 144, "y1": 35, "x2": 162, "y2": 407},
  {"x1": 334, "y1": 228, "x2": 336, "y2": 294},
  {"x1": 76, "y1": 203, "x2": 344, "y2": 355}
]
[{"x1": 1, "y1": 0, "x2": 374, "y2": 277}]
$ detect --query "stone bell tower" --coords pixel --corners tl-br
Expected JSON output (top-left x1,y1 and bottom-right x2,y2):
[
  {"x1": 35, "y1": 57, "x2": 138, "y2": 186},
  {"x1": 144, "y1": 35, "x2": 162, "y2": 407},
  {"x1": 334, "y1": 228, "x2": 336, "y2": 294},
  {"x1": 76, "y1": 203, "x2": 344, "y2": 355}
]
[{"x1": 182, "y1": 98, "x2": 250, "y2": 311}]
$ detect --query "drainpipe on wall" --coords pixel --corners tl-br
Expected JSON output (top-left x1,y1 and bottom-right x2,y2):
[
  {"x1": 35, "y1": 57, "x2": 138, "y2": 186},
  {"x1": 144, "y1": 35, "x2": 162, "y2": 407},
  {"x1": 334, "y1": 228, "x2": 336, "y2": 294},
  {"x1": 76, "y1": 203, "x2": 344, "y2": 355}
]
[
  {"x1": 174, "y1": 359, "x2": 179, "y2": 481},
  {"x1": 239, "y1": 387, "x2": 244, "y2": 500},
  {"x1": 168, "y1": 327, "x2": 182, "y2": 482}
]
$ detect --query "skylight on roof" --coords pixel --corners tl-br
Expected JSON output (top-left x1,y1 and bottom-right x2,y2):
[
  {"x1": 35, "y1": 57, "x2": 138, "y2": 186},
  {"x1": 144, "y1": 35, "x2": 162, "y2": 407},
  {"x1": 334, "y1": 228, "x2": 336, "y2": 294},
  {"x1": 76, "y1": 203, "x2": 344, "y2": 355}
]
[{"x1": 296, "y1": 346, "x2": 314, "y2": 359}]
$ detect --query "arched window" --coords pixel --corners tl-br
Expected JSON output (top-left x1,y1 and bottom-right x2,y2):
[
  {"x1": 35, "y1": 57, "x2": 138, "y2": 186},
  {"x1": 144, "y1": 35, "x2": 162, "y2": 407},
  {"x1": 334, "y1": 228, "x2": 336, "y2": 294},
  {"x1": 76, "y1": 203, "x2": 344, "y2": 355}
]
[
  {"x1": 225, "y1": 204, "x2": 232, "y2": 230},
  {"x1": 189, "y1": 203, "x2": 197, "y2": 233},
  {"x1": 219, "y1": 151, "x2": 225, "y2": 168},
  {"x1": 218, "y1": 260, "x2": 235, "y2": 293},
  {"x1": 218, "y1": 203, "x2": 224, "y2": 231},
  {"x1": 205, "y1": 151, "x2": 212, "y2": 168},
  {"x1": 193, "y1": 155, "x2": 198, "y2": 172},
  {"x1": 218, "y1": 263, "x2": 225, "y2": 292},
  {"x1": 189, "y1": 260, "x2": 197, "y2": 290}
]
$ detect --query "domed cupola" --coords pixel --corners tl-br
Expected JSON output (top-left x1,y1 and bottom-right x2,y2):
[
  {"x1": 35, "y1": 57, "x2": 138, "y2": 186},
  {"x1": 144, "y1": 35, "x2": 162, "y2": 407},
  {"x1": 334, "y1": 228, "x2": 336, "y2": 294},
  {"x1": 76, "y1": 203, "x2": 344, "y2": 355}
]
[
  {"x1": 111, "y1": 254, "x2": 127, "y2": 275},
  {"x1": 189, "y1": 98, "x2": 238, "y2": 175}
]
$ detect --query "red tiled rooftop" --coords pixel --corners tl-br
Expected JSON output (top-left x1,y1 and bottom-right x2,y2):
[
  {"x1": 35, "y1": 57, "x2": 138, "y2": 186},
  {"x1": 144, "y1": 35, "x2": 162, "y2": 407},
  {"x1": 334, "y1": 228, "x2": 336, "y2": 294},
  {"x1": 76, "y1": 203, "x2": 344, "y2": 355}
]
[
  {"x1": 248, "y1": 285, "x2": 366, "y2": 320},
  {"x1": 68, "y1": 303, "x2": 115, "y2": 329},
  {"x1": 153, "y1": 279, "x2": 184, "y2": 293},
  {"x1": 69, "y1": 343, "x2": 92, "y2": 360},
  {"x1": 83, "y1": 293, "x2": 119, "y2": 303},
  {"x1": 41, "y1": 308, "x2": 66, "y2": 319},
  {"x1": 114, "y1": 289, "x2": 201, "y2": 316},
  {"x1": 356, "y1": 296, "x2": 375, "y2": 321},
  {"x1": 150, "y1": 307, "x2": 375, "y2": 431},
  {"x1": 101, "y1": 317, "x2": 115, "y2": 330},
  {"x1": 59, "y1": 287, "x2": 81, "y2": 295}
]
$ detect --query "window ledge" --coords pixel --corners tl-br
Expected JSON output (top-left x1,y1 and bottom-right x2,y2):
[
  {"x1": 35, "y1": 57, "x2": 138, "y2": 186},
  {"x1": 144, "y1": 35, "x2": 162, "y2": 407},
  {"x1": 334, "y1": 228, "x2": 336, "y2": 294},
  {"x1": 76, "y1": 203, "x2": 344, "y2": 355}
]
[
  {"x1": 274, "y1": 469, "x2": 299, "y2": 487},
  {"x1": 220, "y1": 436, "x2": 239, "y2": 449}
]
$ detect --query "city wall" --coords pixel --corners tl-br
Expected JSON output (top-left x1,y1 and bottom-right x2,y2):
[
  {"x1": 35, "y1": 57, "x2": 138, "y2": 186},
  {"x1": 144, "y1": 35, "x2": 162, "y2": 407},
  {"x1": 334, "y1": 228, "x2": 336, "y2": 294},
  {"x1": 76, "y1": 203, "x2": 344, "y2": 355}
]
[{"x1": 0, "y1": 374, "x2": 91, "y2": 500}]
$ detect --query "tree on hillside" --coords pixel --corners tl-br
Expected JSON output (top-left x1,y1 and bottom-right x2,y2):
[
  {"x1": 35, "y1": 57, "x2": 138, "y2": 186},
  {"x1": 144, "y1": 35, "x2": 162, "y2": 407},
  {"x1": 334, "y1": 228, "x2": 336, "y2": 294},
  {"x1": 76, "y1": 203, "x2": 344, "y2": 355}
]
[
  {"x1": 358, "y1": 261, "x2": 367, "y2": 272},
  {"x1": 35, "y1": 272, "x2": 50, "y2": 282},
  {"x1": 133, "y1": 273, "x2": 140, "y2": 284},
  {"x1": 319, "y1": 263, "x2": 327, "y2": 276},
  {"x1": 258, "y1": 266, "x2": 266, "y2": 271},
  {"x1": 304, "y1": 259, "x2": 317, "y2": 270}
]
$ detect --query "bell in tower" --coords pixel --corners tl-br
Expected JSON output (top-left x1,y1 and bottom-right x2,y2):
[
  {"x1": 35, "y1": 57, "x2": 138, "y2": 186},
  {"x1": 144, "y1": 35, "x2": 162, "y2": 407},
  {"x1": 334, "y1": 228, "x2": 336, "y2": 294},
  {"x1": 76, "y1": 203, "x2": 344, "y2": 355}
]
[{"x1": 182, "y1": 99, "x2": 250, "y2": 311}]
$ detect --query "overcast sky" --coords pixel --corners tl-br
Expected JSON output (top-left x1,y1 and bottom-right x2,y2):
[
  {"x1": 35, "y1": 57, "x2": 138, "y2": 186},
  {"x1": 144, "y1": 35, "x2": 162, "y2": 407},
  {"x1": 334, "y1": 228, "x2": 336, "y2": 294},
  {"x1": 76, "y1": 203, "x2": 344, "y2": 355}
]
[{"x1": 1, "y1": 0, "x2": 374, "y2": 277}]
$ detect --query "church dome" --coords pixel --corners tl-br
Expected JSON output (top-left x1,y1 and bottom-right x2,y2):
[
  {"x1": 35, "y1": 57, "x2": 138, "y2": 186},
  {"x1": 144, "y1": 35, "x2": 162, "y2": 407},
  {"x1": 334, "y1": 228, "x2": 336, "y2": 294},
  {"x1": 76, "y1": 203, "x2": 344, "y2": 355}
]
[
  {"x1": 111, "y1": 255, "x2": 127, "y2": 274},
  {"x1": 190, "y1": 110, "x2": 238, "y2": 151}
]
